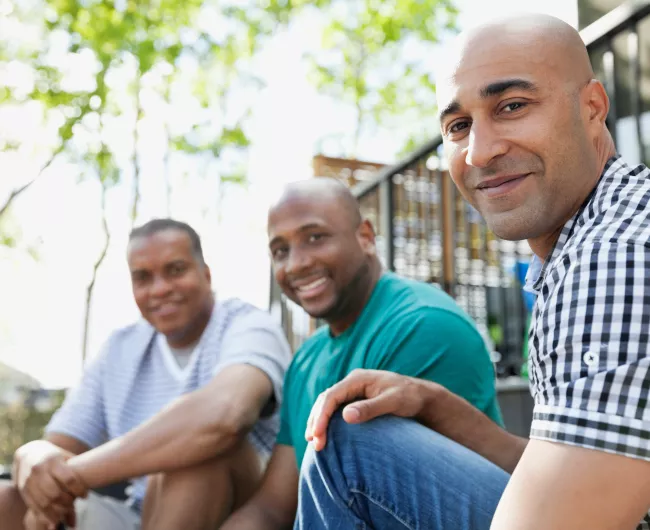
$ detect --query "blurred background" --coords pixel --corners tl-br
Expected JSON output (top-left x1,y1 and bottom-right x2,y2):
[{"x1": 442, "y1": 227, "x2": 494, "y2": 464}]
[{"x1": 2, "y1": 0, "x2": 649, "y2": 461}]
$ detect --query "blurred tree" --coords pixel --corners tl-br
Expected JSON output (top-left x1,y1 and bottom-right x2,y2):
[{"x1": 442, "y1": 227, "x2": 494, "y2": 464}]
[
  {"x1": 0, "y1": 0, "x2": 316, "y2": 362},
  {"x1": 0, "y1": 389, "x2": 65, "y2": 466},
  {"x1": 307, "y1": 0, "x2": 458, "y2": 157}
]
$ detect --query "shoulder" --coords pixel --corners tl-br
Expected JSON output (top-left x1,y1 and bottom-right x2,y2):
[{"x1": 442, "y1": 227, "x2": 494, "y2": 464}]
[
  {"x1": 376, "y1": 273, "x2": 475, "y2": 326},
  {"x1": 573, "y1": 157, "x2": 650, "y2": 247},
  {"x1": 99, "y1": 320, "x2": 154, "y2": 360},
  {"x1": 215, "y1": 298, "x2": 283, "y2": 335}
]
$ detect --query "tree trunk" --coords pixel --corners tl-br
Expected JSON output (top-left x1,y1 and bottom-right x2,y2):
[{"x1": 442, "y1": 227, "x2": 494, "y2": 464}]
[
  {"x1": 163, "y1": 79, "x2": 172, "y2": 216},
  {"x1": 81, "y1": 182, "x2": 110, "y2": 364},
  {"x1": 130, "y1": 72, "x2": 143, "y2": 228}
]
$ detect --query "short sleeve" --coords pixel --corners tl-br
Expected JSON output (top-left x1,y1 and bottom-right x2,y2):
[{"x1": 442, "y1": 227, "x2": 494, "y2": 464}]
[
  {"x1": 45, "y1": 340, "x2": 110, "y2": 449},
  {"x1": 215, "y1": 308, "x2": 292, "y2": 416},
  {"x1": 373, "y1": 308, "x2": 501, "y2": 424},
  {"x1": 529, "y1": 242, "x2": 650, "y2": 461}
]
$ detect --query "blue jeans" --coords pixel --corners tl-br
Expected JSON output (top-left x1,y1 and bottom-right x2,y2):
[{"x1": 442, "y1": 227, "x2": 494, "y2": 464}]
[{"x1": 295, "y1": 412, "x2": 510, "y2": 530}]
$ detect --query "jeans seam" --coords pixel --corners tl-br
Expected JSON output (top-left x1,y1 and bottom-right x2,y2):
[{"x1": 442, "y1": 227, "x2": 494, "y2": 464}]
[{"x1": 349, "y1": 487, "x2": 416, "y2": 530}]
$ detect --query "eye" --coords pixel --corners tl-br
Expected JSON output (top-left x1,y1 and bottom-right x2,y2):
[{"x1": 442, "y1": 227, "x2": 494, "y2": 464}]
[
  {"x1": 501, "y1": 101, "x2": 526, "y2": 113},
  {"x1": 448, "y1": 120, "x2": 471, "y2": 135},
  {"x1": 272, "y1": 247, "x2": 288, "y2": 261},
  {"x1": 169, "y1": 263, "x2": 187, "y2": 276},
  {"x1": 308, "y1": 233, "x2": 326, "y2": 243}
]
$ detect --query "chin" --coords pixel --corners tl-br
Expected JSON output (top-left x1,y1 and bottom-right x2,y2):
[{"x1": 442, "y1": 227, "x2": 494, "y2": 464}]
[
  {"x1": 484, "y1": 213, "x2": 537, "y2": 242},
  {"x1": 301, "y1": 299, "x2": 338, "y2": 320}
]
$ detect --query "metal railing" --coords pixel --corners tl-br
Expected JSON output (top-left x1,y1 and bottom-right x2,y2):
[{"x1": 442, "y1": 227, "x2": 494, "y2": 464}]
[{"x1": 270, "y1": 0, "x2": 650, "y2": 377}]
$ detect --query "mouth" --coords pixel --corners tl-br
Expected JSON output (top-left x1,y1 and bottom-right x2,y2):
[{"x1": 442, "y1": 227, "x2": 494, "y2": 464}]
[
  {"x1": 151, "y1": 301, "x2": 182, "y2": 317},
  {"x1": 291, "y1": 276, "x2": 330, "y2": 301},
  {"x1": 477, "y1": 173, "x2": 530, "y2": 198}
]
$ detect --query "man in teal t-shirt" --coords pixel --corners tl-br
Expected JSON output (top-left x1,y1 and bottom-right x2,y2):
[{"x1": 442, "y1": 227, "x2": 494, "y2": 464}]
[
  {"x1": 221, "y1": 178, "x2": 501, "y2": 529},
  {"x1": 278, "y1": 271, "x2": 502, "y2": 467}
]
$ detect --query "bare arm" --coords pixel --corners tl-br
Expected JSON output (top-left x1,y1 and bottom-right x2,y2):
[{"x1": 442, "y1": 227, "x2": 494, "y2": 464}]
[
  {"x1": 43, "y1": 434, "x2": 90, "y2": 457},
  {"x1": 67, "y1": 364, "x2": 273, "y2": 489},
  {"x1": 491, "y1": 439, "x2": 650, "y2": 529},
  {"x1": 306, "y1": 369, "x2": 527, "y2": 473},
  {"x1": 221, "y1": 444, "x2": 299, "y2": 530}
]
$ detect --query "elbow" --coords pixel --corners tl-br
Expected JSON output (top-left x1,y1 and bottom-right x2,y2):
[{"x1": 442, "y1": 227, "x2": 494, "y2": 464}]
[{"x1": 202, "y1": 401, "x2": 258, "y2": 449}]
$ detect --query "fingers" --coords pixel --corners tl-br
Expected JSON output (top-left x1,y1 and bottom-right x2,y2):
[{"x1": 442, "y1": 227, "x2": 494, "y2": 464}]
[
  {"x1": 306, "y1": 370, "x2": 373, "y2": 442},
  {"x1": 50, "y1": 459, "x2": 88, "y2": 499},
  {"x1": 341, "y1": 388, "x2": 401, "y2": 424},
  {"x1": 21, "y1": 461, "x2": 80, "y2": 526}
]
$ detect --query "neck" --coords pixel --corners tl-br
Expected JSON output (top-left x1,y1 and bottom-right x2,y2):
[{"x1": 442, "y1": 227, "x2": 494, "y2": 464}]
[
  {"x1": 166, "y1": 295, "x2": 214, "y2": 348},
  {"x1": 328, "y1": 259, "x2": 383, "y2": 336},
  {"x1": 528, "y1": 134, "x2": 616, "y2": 259}
]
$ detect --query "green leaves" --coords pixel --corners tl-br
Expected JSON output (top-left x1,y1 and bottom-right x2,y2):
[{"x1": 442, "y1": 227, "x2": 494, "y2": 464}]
[{"x1": 308, "y1": 0, "x2": 458, "y2": 156}]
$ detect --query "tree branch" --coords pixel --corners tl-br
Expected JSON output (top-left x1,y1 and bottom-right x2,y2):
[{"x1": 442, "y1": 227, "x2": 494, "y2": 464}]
[
  {"x1": 0, "y1": 144, "x2": 64, "y2": 220},
  {"x1": 81, "y1": 181, "x2": 111, "y2": 364}
]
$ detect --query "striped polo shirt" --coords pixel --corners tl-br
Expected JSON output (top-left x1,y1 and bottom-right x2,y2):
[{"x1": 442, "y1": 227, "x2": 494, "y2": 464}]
[{"x1": 46, "y1": 298, "x2": 291, "y2": 507}]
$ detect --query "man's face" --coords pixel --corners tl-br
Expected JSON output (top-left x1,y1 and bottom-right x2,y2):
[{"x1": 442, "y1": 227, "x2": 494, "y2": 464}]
[
  {"x1": 437, "y1": 36, "x2": 593, "y2": 242},
  {"x1": 268, "y1": 196, "x2": 375, "y2": 320},
  {"x1": 128, "y1": 229, "x2": 212, "y2": 340}
]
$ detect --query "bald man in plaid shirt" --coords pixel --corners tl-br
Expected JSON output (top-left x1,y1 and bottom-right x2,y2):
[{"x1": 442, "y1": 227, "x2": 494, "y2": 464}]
[{"x1": 294, "y1": 14, "x2": 650, "y2": 530}]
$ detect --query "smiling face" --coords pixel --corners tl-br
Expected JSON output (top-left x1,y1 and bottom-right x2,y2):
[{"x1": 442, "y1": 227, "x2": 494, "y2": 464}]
[
  {"x1": 128, "y1": 229, "x2": 213, "y2": 346},
  {"x1": 268, "y1": 188, "x2": 377, "y2": 329},
  {"x1": 437, "y1": 17, "x2": 607, "y2": 246}
]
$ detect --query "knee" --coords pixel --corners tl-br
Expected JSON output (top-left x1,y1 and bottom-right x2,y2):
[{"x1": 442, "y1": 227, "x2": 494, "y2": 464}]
[
  {"x1": 300, "y1": 409, "x2": 371, "y2": 481},
  {"x1": 0, "y1": 480, "x2": 20, "y2": 509}
]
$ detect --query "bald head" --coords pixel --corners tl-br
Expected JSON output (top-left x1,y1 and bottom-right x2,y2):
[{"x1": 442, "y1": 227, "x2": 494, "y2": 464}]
[
  {"x1": 270, "y1": 178, "x2": 362, "y2": 229},
  {"x1": 438, "y1": 14, "x2": 594, "y2": 113},
  {"x1": 436, "y1": 12, "x2": 615, "y2": 254}
]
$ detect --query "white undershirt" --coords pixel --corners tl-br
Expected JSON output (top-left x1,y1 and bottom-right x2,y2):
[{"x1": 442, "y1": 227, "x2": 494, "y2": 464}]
[{"x1": 156, "y1": 334, "x2": 199, "y2": 379}]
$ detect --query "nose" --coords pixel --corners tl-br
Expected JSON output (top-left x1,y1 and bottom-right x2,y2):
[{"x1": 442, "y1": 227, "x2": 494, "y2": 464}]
[
  {"x1": 149, "y1": 274, "x2": 173, "y2": 298},
  {"x1": 285, "y1": 246, "x2": 314, "y2": 277},
  {"x1": 465, "y1": 119, "x2": 508, "y2": 168}
]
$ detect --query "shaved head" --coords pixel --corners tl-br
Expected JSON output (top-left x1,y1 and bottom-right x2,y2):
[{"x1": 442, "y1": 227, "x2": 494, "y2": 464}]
[
  {"x1": 437, "y1": 13, "x2": 615, "y2": 256},
  {"x1": 441, "y1": 14, "x2": 593, "y2": 91},
  {"x1": 270, "y1": 178, "x2": 362, "y2": 229},
  {"x1": 268, "y1": 178, "x2": 381, "y2": 334}
]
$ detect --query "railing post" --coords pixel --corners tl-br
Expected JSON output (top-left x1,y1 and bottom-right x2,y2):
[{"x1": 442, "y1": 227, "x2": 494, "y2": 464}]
[{"x1": 379, "y1": 177, "x2": 395, "y2": 271}]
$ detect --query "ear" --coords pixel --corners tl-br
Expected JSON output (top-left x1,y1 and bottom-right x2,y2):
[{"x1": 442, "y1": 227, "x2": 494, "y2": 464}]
[
  {"x1": 583, "y1": 79, "x2": 609, "y2": 129},
  {"x1": 203, "y1": 264, "x2": 212, "y2": 285},
  {"x1": 357, "y1": 219, "x2": 377, "y2": 255}
]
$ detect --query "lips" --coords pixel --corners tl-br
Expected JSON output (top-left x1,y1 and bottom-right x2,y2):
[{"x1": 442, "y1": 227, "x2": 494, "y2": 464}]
[
  {"x1": 150, "y1": 301, "x2": 182, "y2": 317},
  {"x1": 290, "y1": 275, "x2": 330, "y2": 301},
  {"x1": 477, "y1": 173, "x2": 530, "y2": 198}
]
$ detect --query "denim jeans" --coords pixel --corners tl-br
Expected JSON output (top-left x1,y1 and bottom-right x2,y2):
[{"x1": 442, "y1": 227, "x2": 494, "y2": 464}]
[{"x1": 295, "y1": 412, "x2": 510, "y2": 530}]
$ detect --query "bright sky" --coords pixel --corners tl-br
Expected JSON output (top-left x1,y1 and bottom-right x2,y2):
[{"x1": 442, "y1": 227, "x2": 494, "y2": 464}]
[{"x1": 0, "y1": 0, "x2": 578, "y2": 388}]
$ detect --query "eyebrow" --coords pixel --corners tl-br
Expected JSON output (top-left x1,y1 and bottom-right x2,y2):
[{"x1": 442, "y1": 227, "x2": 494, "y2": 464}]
[
  {"x1": 439, "y1": 78, "x2": 538, "y2": 125},
  {"x1": 268, "y1": 223, "x2": 325, "y2": 248}
]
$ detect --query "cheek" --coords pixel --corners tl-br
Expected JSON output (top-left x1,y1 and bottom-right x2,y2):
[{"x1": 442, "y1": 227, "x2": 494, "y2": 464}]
[
  {"x1": 445, "y1": 145, "x2": 469, "y2": 189},
  {"x1": 132, "y1": 288, "x2": 148, "y2": 310}
]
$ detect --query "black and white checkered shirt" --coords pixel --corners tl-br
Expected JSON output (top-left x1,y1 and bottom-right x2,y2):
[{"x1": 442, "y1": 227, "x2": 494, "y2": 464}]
[{"x1": 526, "y1": 155, "x2": 650, "y2": 529}]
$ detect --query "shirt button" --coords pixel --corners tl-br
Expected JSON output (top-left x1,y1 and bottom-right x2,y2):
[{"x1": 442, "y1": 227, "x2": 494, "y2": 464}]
[{"x1": 583, "y1": 351, "x2": 599, "y2": 367}]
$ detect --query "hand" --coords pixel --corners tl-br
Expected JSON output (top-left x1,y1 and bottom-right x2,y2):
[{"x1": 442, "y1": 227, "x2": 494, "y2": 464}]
[
  {"x1": 305, "y1": 369, "x2": 435, "y2": 451},
  {"x1": 13, "y1": 441, "x2": 87, "y2": 528}
]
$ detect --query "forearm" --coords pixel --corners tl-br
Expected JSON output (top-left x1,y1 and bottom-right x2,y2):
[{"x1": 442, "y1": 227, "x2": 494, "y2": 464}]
[
  {"x1": 415, "y1": 379, "x2": 527, "y2": 473},
  {"x1": 68, "y1": 390, "x2": 252, "y2": 489}
]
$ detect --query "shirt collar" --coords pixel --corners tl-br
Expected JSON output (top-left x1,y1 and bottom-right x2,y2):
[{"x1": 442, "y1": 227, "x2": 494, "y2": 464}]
[{"x1": 528, "y1": 154, "x2": 622, "y2": 293}]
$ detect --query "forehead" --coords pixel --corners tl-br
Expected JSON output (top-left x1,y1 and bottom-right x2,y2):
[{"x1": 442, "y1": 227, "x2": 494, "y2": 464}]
[
  {"x1": 128, "y1": 230, "x2": 193, "y2": 267},
  {"x1": 268, "y1": 195, "x2": 344, "y2": 239},
  {"x1": 436, "y1": 36, "x2": 555, "y2": 110}
]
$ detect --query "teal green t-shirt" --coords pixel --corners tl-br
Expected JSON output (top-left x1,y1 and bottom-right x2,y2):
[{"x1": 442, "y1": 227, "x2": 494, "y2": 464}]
[{"x1": 277, "y1": 272, "x2": 503, "y2": 468}]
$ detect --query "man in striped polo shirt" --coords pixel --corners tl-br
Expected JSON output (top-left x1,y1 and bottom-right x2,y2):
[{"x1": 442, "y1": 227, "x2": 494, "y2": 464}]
[{"x1": 0, "y1": 219, "x2": 291, "y2": 529}]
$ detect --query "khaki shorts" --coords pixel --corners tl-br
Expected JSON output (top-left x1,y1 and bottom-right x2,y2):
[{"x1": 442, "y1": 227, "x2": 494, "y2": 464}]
[{"x1": 71, "y1": 492, "x2": 140, "y2": 530}]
